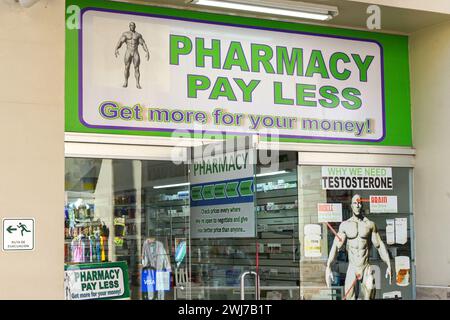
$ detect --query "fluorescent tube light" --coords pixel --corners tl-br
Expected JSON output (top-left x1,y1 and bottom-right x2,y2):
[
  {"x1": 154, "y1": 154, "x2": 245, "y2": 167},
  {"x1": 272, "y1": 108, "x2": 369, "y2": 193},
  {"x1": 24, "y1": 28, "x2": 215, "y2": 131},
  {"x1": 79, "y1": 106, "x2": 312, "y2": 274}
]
[
  {"x1": 189, "y1": 0, "x2": 338, "y2": 21},
  {"x1": 154, "y1": 172, "x2": 288, "y2": 188},
  {"x1": 18, "y1": 0, "x2": 40, "y2": 8},
  {"x1": 256, "y1": 170, "x2": 287, "y2": 177},
  {"x1": 154, "y1": 182, "x2": 190, "y2": 189}
]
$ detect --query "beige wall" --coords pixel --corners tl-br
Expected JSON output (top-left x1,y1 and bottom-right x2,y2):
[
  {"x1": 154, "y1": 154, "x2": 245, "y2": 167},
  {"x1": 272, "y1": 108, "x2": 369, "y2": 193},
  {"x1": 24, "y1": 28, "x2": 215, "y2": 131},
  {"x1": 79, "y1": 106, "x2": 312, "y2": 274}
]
[
  {"x1": 0, "y1": 0, "x2": 64, "y2": 299},
  {"x1": 0, "y1": 0, "x2": 448, "y2": 300},
  {"x1": 347, "y1": 0, "x2": 450, "y2": 14},
  {"x1": 410, "y1": 21, "x2": 450, "y2": 290}
]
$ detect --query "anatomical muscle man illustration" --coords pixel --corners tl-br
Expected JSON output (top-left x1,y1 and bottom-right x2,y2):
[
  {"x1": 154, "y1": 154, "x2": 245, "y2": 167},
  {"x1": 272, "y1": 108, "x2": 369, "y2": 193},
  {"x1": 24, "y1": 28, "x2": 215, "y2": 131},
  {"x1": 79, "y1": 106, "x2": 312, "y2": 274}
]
[
  {"x1": 115, "y1": 22, "x2": 149, "y2": 89},
  {"x1": 325, "y1": 194, "x2": 392, "y2": 299}
]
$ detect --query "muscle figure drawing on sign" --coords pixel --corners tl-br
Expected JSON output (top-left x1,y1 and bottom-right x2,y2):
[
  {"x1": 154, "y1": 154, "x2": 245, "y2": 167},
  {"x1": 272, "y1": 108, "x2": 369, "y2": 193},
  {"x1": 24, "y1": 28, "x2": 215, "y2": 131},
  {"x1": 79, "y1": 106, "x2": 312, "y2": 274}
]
[
  {"x1": 325, "y1": 194, "x2": 392, "y2": 299},
  {"x1": 115, "y1": 22, "x2": 149, "y2": 89}
]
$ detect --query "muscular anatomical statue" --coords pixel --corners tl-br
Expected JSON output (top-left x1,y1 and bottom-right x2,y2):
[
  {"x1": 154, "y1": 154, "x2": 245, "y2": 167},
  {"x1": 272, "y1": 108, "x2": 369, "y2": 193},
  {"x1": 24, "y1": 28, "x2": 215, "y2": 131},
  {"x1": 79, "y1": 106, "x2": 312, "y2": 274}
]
[
  {"x1": 325, "y1": 194, "x2": 392, "y2": 300},
  {"x1": 115, "y1": 22, "x2": 149, "y2": 89}
]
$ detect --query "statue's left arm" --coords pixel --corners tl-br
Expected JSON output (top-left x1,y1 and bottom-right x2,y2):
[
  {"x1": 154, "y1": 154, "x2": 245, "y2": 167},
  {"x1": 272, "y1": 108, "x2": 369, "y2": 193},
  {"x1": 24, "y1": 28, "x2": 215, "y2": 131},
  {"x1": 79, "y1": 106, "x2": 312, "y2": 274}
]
[
  {"x1": 139, "y1": 36, "x2": 150, "y2": 60},
  {"x1": 115, "y1": 34, "x2": 126, "y2": 57},
  {"x1": 371, "y1": 223, "x2": 392, "y2": 284}
]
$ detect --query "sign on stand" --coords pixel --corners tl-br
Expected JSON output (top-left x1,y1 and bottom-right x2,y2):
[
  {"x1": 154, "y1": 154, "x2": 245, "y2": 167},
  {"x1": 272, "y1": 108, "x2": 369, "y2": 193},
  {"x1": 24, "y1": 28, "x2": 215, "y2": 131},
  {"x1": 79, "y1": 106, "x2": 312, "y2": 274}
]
[
  {"x1": 64, "y1": 262, "x2": 130, "y2": 300},
  {"x1": 2, "y1": 218, "x2": 35, "y2": 251}
]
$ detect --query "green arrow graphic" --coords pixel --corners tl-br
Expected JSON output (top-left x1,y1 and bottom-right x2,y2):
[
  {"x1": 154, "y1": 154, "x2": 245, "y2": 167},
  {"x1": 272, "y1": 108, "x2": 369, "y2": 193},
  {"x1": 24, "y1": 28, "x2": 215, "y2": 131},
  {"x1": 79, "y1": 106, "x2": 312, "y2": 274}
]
[
  {"x1": 7, "y1": 226, "x2": 17, "y2": 234},
  {"x1": 239, "y1": 180, "x2": 254, "y2": 196},
  {"x1": 226, "y1": 182, "x2": 239, "y2": 198},
  {"x1": 202, "y1": 185, "x2": 215, "y2": 200},
  {"x1": 191, "y1": 186, "x2": 203, "y2": 201},
  {"x1": 214, "y1": 183, "x2": 226, "y2": 199}
]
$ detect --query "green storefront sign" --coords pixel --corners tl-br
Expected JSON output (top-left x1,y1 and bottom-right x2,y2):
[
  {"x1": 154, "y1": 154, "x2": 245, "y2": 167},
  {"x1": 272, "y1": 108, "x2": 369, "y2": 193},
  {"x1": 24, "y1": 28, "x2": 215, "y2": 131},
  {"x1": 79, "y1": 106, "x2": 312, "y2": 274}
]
[{"x1": 66, "y1": 0, "x2": 412, "y2": 146}]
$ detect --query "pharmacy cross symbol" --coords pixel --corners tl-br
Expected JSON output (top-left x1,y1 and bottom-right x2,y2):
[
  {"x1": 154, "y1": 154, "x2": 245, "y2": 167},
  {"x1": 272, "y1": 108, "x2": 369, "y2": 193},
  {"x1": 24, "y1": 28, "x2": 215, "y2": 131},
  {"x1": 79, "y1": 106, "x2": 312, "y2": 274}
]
[{"x1": 7, "y1": 223, "x2": 31, "y2": 236}]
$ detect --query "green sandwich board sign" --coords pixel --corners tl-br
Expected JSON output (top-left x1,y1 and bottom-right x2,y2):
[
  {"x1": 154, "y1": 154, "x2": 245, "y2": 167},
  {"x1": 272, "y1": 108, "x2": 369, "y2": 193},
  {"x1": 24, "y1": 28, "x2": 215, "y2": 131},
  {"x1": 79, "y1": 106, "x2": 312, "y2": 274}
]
[
  {"x1": 66, "y1": 0, "x2": 412, "y2": 146},
  {"x1": 64, "y1": 261, "x2": 130, "y2": 300}
]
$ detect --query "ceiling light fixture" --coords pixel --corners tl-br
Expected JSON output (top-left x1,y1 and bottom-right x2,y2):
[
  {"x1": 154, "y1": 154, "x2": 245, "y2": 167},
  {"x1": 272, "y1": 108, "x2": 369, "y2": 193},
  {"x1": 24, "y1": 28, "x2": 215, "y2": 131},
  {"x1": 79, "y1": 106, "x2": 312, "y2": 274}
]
[
  {"x1": 153, "y1": 182, "x2": 190, "y2": 189},
  {"x1": 187, "y1": 0, "x2": 338, "y2": 21},
  {"x1": 16, "y1": 0, "x2": 40, "y2": 8},
  {"x1": 256, "y1": 170, "x2": 288, "y2": 177}
]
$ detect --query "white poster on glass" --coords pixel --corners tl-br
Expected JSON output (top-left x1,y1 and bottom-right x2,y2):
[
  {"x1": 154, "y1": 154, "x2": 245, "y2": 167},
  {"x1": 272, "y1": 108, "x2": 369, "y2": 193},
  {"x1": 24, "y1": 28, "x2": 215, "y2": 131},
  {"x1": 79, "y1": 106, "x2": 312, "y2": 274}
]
[
  {"x1": 370, "y1": 195, "x2": 398, "y2": 213},
  {"x1": 386, "y1": 219, "x2": 395, "y2": 245},
  {"x1": 395, "y1": 218, "x2": 408, "y2": 245},
  {"x1": 317, "y1": 203, "x2": 343, "y2": 223},
  {"x1": 321, "y1": 167, "x2": 393, "y2": 190},
  {"x1": 304, "y1": 224, "x2": 322, "y2": 258},
  {"x1": 395, "y1": 256, "x2": 410, "y2": 287}
]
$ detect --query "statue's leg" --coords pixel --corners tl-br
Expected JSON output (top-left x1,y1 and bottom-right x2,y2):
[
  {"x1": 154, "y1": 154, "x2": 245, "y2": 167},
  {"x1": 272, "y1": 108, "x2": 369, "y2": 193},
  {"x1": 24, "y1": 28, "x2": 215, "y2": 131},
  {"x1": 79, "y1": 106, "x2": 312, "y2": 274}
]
[
  {"x1": 123, "y1": 50, "x2": 132, "y2": 87},
  {"x1": 361, "y1": 265, "x2": 376, "y2": 300},
  {"x1": 133, "y1": 52, "x2": 141, "y2": 89},
  {"x1": 344, "y1": 267, "x2": 357, "y2": 300}
]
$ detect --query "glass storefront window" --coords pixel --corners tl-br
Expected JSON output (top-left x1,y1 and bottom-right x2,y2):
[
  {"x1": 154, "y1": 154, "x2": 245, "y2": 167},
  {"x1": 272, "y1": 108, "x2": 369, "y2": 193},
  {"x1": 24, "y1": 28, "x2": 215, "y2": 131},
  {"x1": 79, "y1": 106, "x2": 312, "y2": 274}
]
[
  {"x1": 65, "y1": 158, "x2": 189, "y2": 300},
  {"x1": 64, "y1": 151, "x2": 302, "y2": 300},
  {"x1": 65, "y1": 156, "x2": 414, "y2": 300},
  {"x1": 298, "y1": 166, "x2": 414, "y2": 300}
]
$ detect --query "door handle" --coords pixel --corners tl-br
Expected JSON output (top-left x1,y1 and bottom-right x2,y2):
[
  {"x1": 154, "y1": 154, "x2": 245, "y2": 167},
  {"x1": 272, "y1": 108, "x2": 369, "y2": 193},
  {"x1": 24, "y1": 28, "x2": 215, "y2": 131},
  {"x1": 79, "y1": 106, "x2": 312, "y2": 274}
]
[
  {"x1": 240, "y1": 271, "x2": 260, "y2": 300},
  {"x1": 240, "y1": 271, "x2": 251, "y2": 300}
]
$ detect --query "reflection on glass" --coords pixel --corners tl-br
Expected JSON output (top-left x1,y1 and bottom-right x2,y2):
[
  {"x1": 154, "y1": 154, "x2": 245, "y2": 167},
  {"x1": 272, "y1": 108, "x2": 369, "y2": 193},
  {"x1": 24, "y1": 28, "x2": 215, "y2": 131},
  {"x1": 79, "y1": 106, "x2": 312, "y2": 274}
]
[
  {"x1": 64, "y1": 158, "x2": 414, "y2": 300},
  {"x1": 187, "y1": 151, "x2": 300, "y2": 300},
  {"x1": 65, "y1": 158, "x2": 189, "y2": 300}
]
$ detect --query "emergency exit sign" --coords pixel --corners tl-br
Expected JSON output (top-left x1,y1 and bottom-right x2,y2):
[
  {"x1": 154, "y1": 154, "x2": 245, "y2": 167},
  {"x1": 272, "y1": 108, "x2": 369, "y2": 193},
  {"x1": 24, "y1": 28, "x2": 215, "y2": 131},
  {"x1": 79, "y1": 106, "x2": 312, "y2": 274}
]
[{"x1": 2, "y1": 218, "x2": 35, "y2": 251}]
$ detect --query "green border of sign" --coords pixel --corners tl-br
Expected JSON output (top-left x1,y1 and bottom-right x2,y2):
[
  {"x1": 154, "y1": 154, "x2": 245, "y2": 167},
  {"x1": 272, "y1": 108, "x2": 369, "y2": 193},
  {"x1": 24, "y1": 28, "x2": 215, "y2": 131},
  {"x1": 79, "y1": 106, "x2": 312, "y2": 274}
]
[
  {"x1": 64, "y1": 261, "x2": 130, "y2": 300},
  {"x1": 66, "y1": 0, "x2": 412, "y2": 147}
]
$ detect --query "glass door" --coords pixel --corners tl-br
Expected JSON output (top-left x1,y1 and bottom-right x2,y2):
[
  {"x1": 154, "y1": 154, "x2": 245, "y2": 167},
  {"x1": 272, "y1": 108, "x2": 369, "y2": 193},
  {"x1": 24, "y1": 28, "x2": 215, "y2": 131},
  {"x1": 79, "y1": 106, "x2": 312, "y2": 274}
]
[
  {"x1": 187, "y1": 137, "x2": 259, "y2": 300},
  {"x1": 255, "y1": 151, "x2": 300, "y2": 300},
  {"x1": 187, "y1": 144, "x2": 301, "y2": 300},
  {"x1": 298, "y1": 165, "x2": 415, "y2": 300}
]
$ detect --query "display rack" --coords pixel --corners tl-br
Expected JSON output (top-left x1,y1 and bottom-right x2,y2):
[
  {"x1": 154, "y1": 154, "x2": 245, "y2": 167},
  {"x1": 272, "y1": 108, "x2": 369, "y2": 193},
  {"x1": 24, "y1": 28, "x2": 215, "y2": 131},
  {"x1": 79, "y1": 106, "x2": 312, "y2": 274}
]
[
  {"x1": 64, "y1": 191, "x2": 109, "y2": 265},
  {"x1": 185, "y1": 168, "x2": 301, "y2": 300},
  {"x1": 142, "y1": 184, "x2": 190, "y2": 300},
  {"x1": 112, "y1": 189, "x2": 141, "y2": 299},
  {"x1": 255, "y1": 169, "x2": 300, "y2": 297}
]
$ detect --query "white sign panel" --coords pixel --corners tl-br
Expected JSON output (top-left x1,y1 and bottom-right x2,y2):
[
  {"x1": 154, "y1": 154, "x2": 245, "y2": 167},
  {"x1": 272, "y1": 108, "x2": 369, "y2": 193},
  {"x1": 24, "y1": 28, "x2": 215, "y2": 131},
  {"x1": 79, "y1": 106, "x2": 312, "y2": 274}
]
[
  {"x1": 395, "y1": 218, "x2": 408, "y2": 245},
  {"x1": 304, "y1": 224, "x2": 322, "y2": 258},
  {"x1": 395, "y1": 256, "x2": 411, "y2": 287},
  {"x1": 322, "y1": 166, "x2": 393, "y2": 190},
  {"x1": 2, "y1": 218, "x2": 35, "y2": 251},
  {"x1": 385, "y1": 218, "x2": 408, "y2": 245},
  {"x1": 386, "y1": 219, "x2": 395, "y2": 245},
  {"x1": 190, "y1": 148, "x2": 255, "y2": 238},
  {"x1": 317, "y1": 203, "x2": 343, "y2": 223},
  {"x1": 79, "y1": 9, "x2": 384, "y2": 142},
  {"x1": 370, "y1": 195, "x2": 398, "y2": 213},
  {"x1": 383, "y1": 291, "x2": 402, "y2": 299}
]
